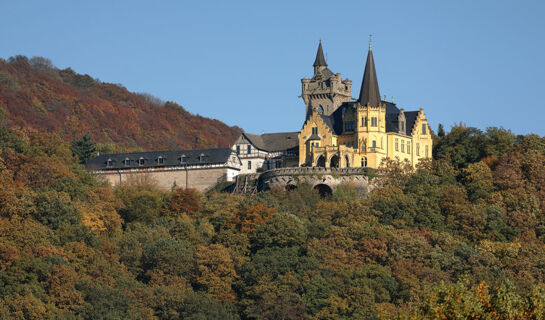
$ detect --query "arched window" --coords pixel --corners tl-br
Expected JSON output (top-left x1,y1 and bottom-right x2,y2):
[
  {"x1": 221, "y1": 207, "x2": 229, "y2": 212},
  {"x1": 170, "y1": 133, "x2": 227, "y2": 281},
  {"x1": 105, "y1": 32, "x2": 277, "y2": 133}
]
[
  {"x1": 106, "y1": 159, "x2": 113, "y2": 167},
  {"x1": 138, "y1": 157, "x2": 145, "y2": 166},
  {"x1": 157, "y1": 156, "x2": 164, "y2": 165},
  {"x1": 124, "y1": 158, "x2": 131, "y2": 167},
  {"x1": 180, "y1": 155, "x2": 187, "y2": 164},
  {"x1": 199, "y1": 154, "x2": 208, "y2": 163},
  {"x1": 361, "y1": 157, "x2": 367, "y2": 167},
  {"x1": 318, "y1": 105, "x2": 324, "y2": 114}
]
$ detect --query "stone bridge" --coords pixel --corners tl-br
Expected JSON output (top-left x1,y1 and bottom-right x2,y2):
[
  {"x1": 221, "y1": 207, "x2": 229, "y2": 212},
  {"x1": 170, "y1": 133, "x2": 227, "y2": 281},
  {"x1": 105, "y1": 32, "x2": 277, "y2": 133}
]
[{"x1": 232, "y1": 167, "x2": 373, "y2": 197}]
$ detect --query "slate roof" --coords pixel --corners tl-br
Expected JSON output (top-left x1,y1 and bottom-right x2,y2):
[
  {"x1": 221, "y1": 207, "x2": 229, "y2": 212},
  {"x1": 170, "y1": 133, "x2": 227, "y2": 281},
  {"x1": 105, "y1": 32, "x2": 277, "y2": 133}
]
[
  {"x1": 313, "y1": 41, "x2": 328, "y2": 67},
  {"x1": 243, "y1": 132, "x2": 299, "y2": 152},
  {"x1": 318, "y1": 101, "x2": 420, "y2": 136},
  {"x1": 86, "y1": 148, "x2": 236, "y2": 170},
  {"x1": 358, "y1": 48, "x2": 381, "y2": 107}
]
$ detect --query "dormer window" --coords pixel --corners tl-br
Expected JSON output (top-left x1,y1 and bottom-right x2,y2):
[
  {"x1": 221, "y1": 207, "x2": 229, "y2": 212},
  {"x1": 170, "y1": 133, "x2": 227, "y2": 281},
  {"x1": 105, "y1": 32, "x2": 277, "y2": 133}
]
[
  {"x1": 344, "y1": 121, "x2": 354, "y2": 131},
  {"x1": 106, "y1": 159, "x2": 113, "y2": 167},
  {"x1": 138, "y1": 158, "x2": 145, "y2": 166},
  {"x1": 199, "y1": 154, "x2": 208, "y2": 163},
  {"x1": 180, "y1": 155, "x2": 187, "y2": 164},
  {"x1": 124, "y1": 158, "x2": 131, "y2": 167},
  {"x1": 157, "y1": 156, "x2": 164, "y2": 165}
]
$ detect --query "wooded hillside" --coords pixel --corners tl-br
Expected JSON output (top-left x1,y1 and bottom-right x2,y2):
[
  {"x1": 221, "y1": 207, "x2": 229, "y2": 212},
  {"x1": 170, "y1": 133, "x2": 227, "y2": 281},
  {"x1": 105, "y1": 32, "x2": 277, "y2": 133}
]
[
  {"x1": 2, "y1": 120, "x2": 545, "y2": 319},
  {"x1": 0, "y1": 56, "x2": 241, "y2": 152}
]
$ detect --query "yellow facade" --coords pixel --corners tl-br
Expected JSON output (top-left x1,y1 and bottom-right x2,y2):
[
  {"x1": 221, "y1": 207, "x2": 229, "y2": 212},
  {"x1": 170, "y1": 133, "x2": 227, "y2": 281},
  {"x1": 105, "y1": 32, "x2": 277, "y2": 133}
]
[
  {"x1": 298, "y1": 105, "x2": 432, "y2": 169},
  {"x1": 297, "y1": 41, "x2": 432, "y2": 169}
]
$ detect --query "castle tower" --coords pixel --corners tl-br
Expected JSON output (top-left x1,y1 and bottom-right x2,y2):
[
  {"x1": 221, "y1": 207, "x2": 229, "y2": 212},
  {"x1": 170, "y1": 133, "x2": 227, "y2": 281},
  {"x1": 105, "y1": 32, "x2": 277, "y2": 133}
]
[
  {"x1": 355, "y1": 38, "x2": 387, "y2": 167},
  {"x1": 301, "y1": 41, "x2": 352, "y2": 119},
  {"x1": 358, "y1": 38, "x2": 381, "y2": 107}
]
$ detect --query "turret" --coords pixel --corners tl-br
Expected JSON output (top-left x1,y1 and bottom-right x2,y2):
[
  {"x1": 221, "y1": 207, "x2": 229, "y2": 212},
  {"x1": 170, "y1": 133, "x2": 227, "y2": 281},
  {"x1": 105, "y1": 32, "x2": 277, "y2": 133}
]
[
  {"x1": 358, "y1": 36, "x2": 381, "y2": 107},
  {"x1": 301, "y1": 41, "x2": 352, "y2": 119}
]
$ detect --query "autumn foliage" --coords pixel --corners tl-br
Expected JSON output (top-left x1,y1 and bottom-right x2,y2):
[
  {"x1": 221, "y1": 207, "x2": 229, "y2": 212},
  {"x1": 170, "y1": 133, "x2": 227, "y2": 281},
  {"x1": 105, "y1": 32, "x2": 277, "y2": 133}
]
[
  {"x1": 0, "y1": 56, "x2": 241, "y2": 152},
  {"x1": 3, "y1": 72, "x2": 545, "y2": 318}
]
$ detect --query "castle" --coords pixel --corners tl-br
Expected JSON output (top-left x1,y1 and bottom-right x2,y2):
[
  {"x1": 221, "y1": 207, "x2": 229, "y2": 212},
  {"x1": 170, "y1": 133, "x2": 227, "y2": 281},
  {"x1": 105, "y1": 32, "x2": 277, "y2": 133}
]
[
  {"x1": 88, "y1": 40, "x2": 433, "y2": 191},
  {"x1": 234, "y1": 39, "x2": 433, "y2": 172}
]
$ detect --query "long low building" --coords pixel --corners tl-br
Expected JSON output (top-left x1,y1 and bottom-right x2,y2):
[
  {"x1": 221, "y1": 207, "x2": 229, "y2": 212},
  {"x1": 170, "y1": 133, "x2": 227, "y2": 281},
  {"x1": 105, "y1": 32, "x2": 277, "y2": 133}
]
[{"x1": 86, "y1": 148, "x2": 241, "y2": 191}]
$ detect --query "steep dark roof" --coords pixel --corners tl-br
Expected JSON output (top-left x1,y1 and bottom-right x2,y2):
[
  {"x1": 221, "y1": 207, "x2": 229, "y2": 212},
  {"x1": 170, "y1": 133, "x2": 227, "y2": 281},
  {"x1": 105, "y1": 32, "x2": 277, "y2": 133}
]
[
  {"x1": 319, "y1": 102, "x2": 355, "y2": 135},
  {"x1": 404, "y1": 111, "x2": 419, "y2": 135},
  {"x1": 317, "y1": 100, "x2": 420, "y2": 136},
  {"x1": 243, "y1": 132, "x2": 299, "y2": 152},
  {"x1": 86, "y1": 148, "x2": 235, "y2": 170},
  {"x1": 385, "y1": 109, "x2": 420, "y2": 135},
  {"x1": 313, "y1": 41, "x2": 328, "y2": 67},
  {"x1": 384, "y1": 101, "x2": 400, "y2": 114},
  {"x1": 358, "y1": 48, "x2": 381, "y2": 107}
]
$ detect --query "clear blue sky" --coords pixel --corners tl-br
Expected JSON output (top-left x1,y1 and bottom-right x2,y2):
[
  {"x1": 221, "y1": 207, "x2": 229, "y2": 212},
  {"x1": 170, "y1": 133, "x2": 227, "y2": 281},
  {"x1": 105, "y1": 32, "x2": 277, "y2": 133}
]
[{"x1": 2, "y1": 0, "x2": 544, "y2": 136}]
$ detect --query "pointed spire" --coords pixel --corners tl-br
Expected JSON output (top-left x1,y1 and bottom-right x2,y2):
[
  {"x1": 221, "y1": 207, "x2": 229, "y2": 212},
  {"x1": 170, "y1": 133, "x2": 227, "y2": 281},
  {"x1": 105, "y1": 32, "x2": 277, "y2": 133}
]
[
  {"x1": 313, "y1": 40, "x2": 327, "y2": 67},
  {"x1": 358, "y1": 39, "x2": 381, "y2": 107}
]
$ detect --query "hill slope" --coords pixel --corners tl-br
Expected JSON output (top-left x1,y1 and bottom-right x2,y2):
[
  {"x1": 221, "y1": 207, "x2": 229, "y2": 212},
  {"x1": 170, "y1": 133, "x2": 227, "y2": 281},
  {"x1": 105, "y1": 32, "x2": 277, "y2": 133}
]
[{"x1": 0, "y1": 55, "x2": 241, "y2": 151}]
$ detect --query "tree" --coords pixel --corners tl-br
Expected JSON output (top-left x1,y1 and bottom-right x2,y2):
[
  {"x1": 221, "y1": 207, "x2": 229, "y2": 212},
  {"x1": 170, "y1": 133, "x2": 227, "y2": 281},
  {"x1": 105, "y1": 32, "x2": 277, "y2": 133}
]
[
  {"x1": 169, "y1": 188, "x2": 202, "y2": 217},
  {"x1": 194, "y1": 244, "x2": 237, "y2": 301},
  {"x1": 437, "y1": 123, "x2": 445, "y2": 137},
  {"x1": 71, "y1": 133, "x2": 96, "y2": 164}
]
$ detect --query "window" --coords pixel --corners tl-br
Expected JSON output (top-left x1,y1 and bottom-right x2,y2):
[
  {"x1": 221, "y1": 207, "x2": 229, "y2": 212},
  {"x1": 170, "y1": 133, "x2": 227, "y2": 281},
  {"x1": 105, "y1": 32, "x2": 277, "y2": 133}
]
[
  {"x1": 422, "y1": 124, "x2": 427, "y2": 134},
  {"x1": 401, "y1": 140, "x2": 405, "y2": 153},
  {"x1": 180, "y1": 155, "x2": 187, "y2": 164},
  {"x1": 407, "y1": 143, "x2": 411, "y2": 154},
  {"x1": 157, "y1": 156, "x2": 164, "y2": 165},
  {"x1": 139, "y1": 158, "x2": 145, "y2": 166},
  {"x1": 395, "y1": 138, "x2": 399, "y2": 151},
  {"x1": 248, "y1": 161, "x2": 251, "y2": 169},
  {"x1": 236, "y1": 145, "x2": 240, "y2": 154},
  {"x1": 318, "y1": 105, "x2": 324, "y2": 114},
  {"x1": 199, "y1": 154, "x2": 208, "y2": 163},
  {"x1": 416, "y1": 143, "x2": 420, "y2": 156},
  {"x1": 247, "y1": 145, "x2": 252, "y2": 154},
  {"x1": 106, "y1": 159, "x2": 113, "y2": 167},
  {"x1": 344, "y1": 121, "x2": 354, "y2": 131},
  {"x1": 124, "y1": 158, "x2": 131, "y2": 167},
  {"x1": 312, "y1": 127, "x2": 318, "y2": 135},
  {"x1": 371, "y1": 117, "x2": 378, "y2": 127},
  {"x1": 361, "y1": 157, "x2": 367, "y2": 167},
  {"x1": 425, "y1": 145, "x2": 429, "y2": 158},
  {"x1": 372, "y1": 140, "x2": 376, "y2": 148}
]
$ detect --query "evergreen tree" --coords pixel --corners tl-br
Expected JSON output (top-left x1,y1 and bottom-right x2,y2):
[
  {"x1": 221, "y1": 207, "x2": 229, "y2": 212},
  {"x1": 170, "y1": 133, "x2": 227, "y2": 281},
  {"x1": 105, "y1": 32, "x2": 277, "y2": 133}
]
[
  {"x1": 437, "y1": 123, "x2": 446, "y2": 137},
  {"x1": 71, "y1": 133, "x2": 96, "y2": 164}
]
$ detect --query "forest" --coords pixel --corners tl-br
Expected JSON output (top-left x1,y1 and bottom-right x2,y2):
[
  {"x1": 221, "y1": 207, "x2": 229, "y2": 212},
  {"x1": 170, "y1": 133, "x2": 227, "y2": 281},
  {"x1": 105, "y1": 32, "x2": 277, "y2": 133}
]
[
  {"x1": 0, "y1": 56, "x2": 241, "y2": 152},
  {"x1": 3, "y1": 55, "x2": 545, "y2": 319},
  {"x1": 2, "y1": 102, "x2": 545, "y2": 319}
]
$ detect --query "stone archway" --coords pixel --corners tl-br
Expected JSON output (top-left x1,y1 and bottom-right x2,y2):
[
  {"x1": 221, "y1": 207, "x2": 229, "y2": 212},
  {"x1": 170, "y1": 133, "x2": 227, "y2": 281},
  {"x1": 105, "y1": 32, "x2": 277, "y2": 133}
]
[
  {"x1": 330, "y1": 155, "x2": 339, "y2": 168},
  {"x1": 286, "y1": 184, "x2": 297, "y2": 191},
  {"x1": 314, "y1": 184, "x2": 333, "y2": 198},
  {"x1": 316, "y1": 155, "x2": 326, "y2": 167},
  {"x1": 345, "y1": 155, "x2": 350, "y2": 168}
]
